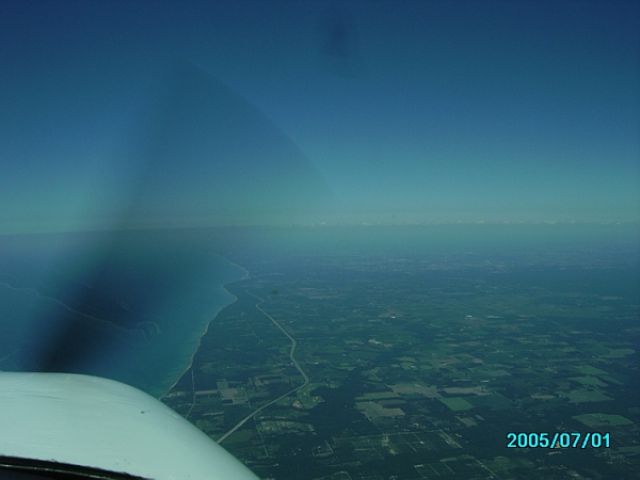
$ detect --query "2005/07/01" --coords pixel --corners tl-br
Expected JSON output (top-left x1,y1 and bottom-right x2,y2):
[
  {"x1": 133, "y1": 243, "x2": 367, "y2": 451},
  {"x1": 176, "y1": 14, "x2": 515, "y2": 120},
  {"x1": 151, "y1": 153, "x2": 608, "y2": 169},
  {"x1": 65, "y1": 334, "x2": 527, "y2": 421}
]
[{"x1": 507, "y1": 432, "x2": 611, "y2": 449}]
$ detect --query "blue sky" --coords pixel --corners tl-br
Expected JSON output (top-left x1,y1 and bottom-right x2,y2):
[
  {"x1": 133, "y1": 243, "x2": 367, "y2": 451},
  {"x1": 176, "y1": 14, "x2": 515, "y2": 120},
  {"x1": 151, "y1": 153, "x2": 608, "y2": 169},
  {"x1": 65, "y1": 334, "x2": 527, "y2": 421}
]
[{"x1": 1, "y1": 0, "x2": 638, "y2": 231}]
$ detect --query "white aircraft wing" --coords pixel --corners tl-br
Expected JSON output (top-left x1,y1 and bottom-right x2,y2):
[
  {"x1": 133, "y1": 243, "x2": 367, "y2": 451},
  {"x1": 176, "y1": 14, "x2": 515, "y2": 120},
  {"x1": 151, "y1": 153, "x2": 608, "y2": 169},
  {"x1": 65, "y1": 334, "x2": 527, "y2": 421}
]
[{"x1": 0, "y1": 372, "x2": 258, "y2": 479}]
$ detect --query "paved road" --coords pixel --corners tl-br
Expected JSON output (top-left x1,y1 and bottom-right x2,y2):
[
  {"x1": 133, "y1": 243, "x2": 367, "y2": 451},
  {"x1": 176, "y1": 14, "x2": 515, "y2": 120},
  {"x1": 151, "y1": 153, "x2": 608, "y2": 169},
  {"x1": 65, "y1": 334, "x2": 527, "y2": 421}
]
[{"x1": 217, "y1": 290, "x2": 309, "y2": 444}]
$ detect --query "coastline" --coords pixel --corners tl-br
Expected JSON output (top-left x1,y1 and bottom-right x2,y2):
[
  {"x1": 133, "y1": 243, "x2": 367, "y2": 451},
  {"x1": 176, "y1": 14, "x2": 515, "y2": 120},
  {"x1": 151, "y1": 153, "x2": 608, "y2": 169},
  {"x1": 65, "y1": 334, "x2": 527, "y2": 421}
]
[{"x1": 160, "y1": 257, "x2": 250, "y2": 399}]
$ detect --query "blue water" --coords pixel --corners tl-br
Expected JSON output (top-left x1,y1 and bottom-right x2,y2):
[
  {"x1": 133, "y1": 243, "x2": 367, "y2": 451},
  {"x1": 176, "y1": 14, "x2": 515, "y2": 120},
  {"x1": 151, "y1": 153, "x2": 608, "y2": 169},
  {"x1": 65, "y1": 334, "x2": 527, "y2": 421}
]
[{"x1": 0, "y1": 231, "x2": 247, "y2": 397}]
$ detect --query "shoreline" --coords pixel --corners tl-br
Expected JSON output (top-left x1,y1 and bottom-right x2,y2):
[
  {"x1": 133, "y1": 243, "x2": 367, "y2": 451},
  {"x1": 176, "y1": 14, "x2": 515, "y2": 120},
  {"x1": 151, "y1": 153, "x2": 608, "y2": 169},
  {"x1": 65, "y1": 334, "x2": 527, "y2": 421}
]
[{"x1": 160, "y1": 257, "x2": 250, "y2": 399}]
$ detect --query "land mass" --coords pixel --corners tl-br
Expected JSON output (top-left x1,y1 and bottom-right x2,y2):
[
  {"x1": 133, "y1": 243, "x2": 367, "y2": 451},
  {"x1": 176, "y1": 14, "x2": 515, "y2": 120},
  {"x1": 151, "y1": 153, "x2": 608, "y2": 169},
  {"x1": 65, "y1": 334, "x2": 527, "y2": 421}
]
[{"x1": 163, "y1": 239, "x2": 639, "y2": 480}]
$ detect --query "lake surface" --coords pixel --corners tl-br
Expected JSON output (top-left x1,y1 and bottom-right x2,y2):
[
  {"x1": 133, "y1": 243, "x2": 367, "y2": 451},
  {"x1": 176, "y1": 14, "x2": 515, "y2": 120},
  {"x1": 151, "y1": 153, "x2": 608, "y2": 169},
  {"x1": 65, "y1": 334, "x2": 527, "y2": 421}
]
[{"x1": 0, "y1": 230, "x2": 247, "y2": 397}]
